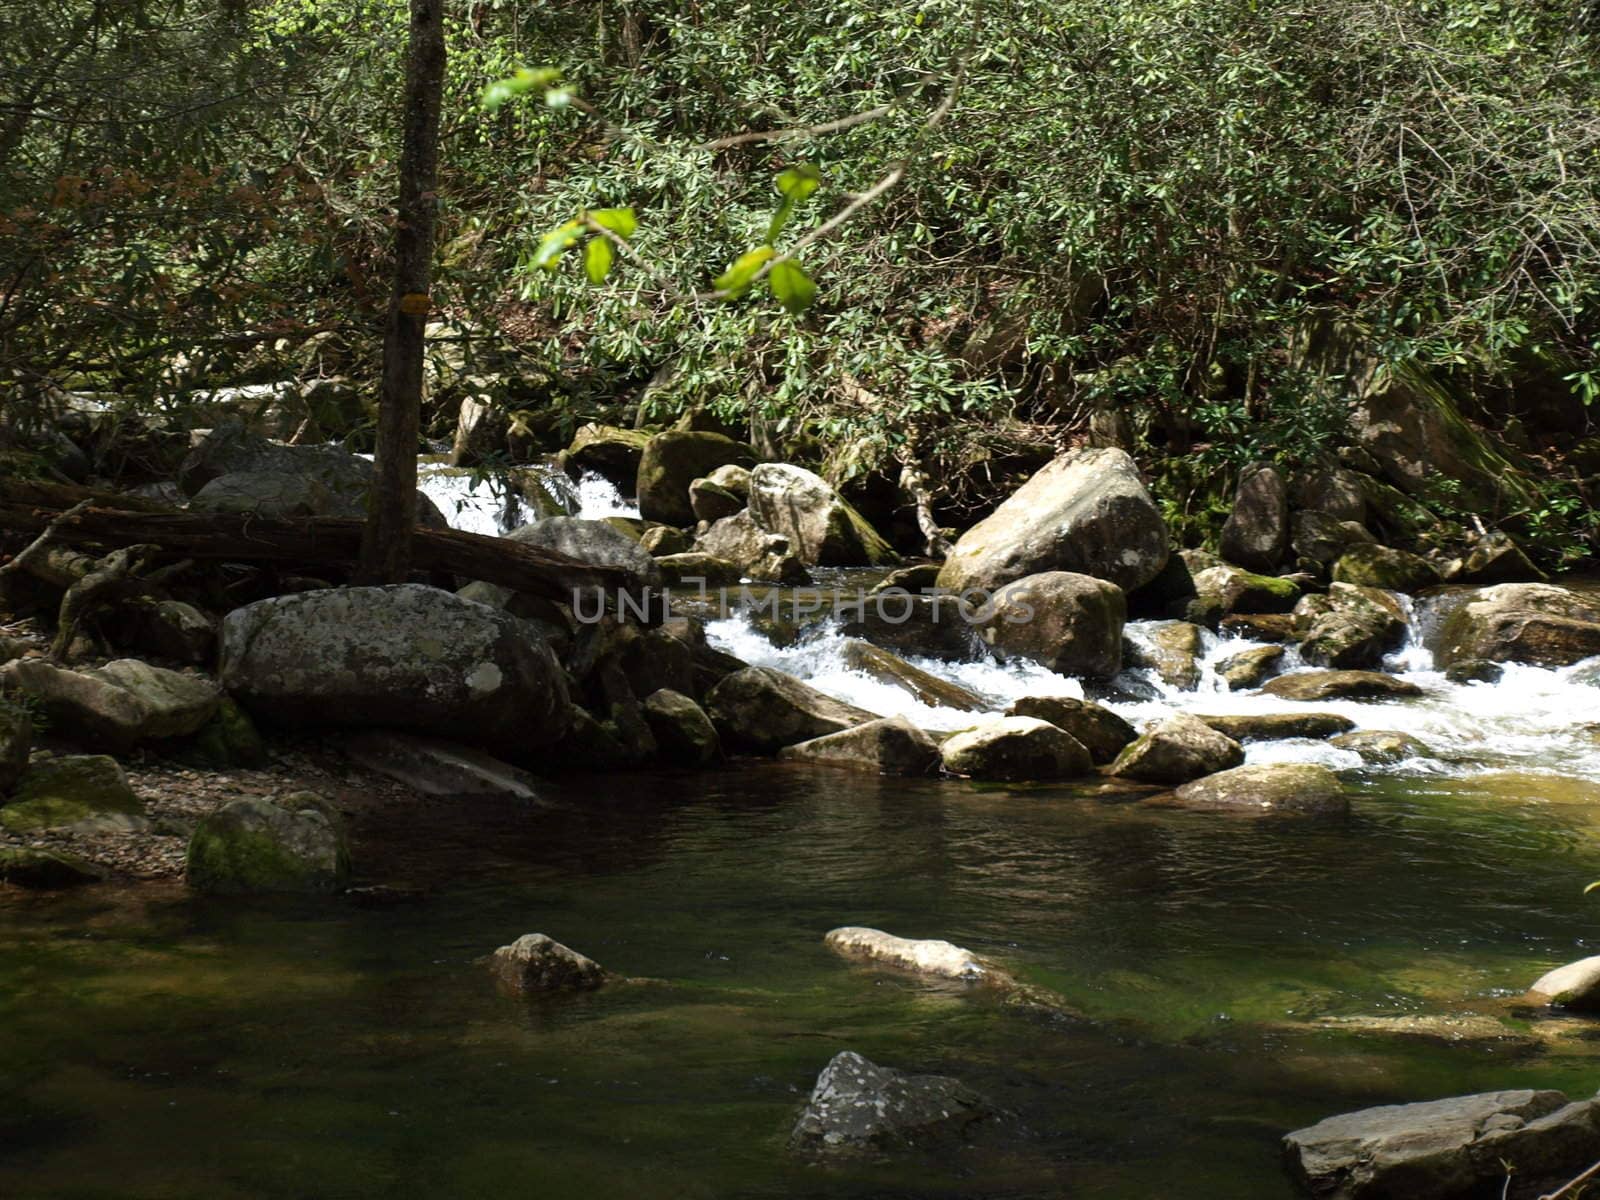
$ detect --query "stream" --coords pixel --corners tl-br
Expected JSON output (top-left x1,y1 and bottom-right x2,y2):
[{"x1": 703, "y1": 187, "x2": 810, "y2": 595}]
[{"x1": 3, "y1": 466, "x2": 1599, "y2": 1198}]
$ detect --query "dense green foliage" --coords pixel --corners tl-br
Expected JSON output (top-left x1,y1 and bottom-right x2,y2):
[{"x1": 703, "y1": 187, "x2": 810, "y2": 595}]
[{"x1": 3, "y1": 0, "x2": 1597, "y2": 557}]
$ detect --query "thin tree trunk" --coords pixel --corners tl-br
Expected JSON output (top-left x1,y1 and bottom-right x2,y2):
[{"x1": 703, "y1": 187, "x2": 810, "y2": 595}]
[{"x1": 357, "y1": 0, "x2": 446, "y2": 584}]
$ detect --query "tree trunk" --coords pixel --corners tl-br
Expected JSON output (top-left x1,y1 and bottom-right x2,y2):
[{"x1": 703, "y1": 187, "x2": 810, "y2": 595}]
[{"x1": 357, "y1": 0, "x2": 447, "y2": 584}]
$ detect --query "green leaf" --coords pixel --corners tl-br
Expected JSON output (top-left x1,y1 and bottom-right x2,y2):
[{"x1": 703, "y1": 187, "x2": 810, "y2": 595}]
[
  {"x1": 481, "y1": 66, "x2": 563, "y2": 112},
  {"x1": 713, "y1": 246, "x2": 775, "y2": 298},
  {"x1": 530, "y1": 220, "x2": 583, "y2": 271},
  {"x1": 775, "y1": 163, "x2": 823, "y2": 201},
  {"x1": 584, "y1": 236, "x2": 615, "y2": 284},
  {"x1": 588, "y1": 207, "x2": 638, "y2": 239},
  {"x1": 766, "y1": 196, "x2": 798, "y2": 246},
  {"x1": 768, "y1": 259, "x2": 816, "y2": 314}
]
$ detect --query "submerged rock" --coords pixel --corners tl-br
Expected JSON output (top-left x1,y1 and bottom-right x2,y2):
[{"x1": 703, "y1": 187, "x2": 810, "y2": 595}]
[
  {"x1": 1109, "y1": 714, "x2": 1244, "y2": 785},
  {"x1": 1443, "y1": 658, "x2": 1503, "y2": 685},
  {"x1": 746, "y1": 463, "x2": 897, "y2": 567},
  {"x1": 1, "y1": 755, "x2": 144, "y2": 833},
  {"x1": 1169, "y1": 763, "x2": 1347, "y2": 816},
  {"x1": 642, "y1": 688, "x2": 721, "y2": 766},
  {"x1": 823, "y1": 926, "x2": 991, "y2": 980},
  {"x1": 780, "y1": 715, "x2": 940, "y2": 776},
  {"x1": 1293, "y1": 583, "x2": 1408, "y2": 669},
  {"x1": 1262, "y1": 670, "x2": 1423, "y2": 702},
  {"x1": 1220, "y1": 462, "x2": 1289, "y2": 573},
  {"x1": 1004, "y1": 696, "x2": 1136, "y2": 764},
  {"x1": 489, "y1": 932, "x2": 608, "y2": 994},
  {"x1": 340, "y1": 732, "x2": 544, "y2": 799},
  {"x1": 974, "y1": 571, "x2": 1126, "y2": 678},
  {"x1": 936, "y1": 447, "x2": 1169, "y2": 594},
  {"x1": 840, "y1": 640, "x2": 986, "y2": 712},
  {"x1": 0, "y1": 658, "x2": 219, "y2": 753},
  {"x1": 636, "y1": 430, "x2": 754, "y2": 525},
  {"x1": 1436, "y1": 583, "x2": 1600, "y2": 669},
  {"x1": 789, "y1": 1050, "x2": 998, "y2": 1155},
  {"x1": 705, "y1": 667, "x2": 874, "y2": 753},
  {"x1": 185, "y1": 792, "x2": 348, "y2": 895},
  {"x1": 1526, "y1": 955, "x2": 1600, "y2": 1012},
  {"x1": 0, "y1": 846, "x2": 105, "y2": 889},
  {"x1": 1215, "y1": 644, "x2": 1285, "y2": 690},
  {"x1": 1330, "y1": 729, "x2": 1431, "y2": 764},
  {"x1": 1197, "y1": 712, "x2": 1356, "y2": 741},
  {"x1": 940, "y1": 716, "x2": 1093, "y2": 782},
  {"x1": 1331, "y1": 543, "x2": 1441, "y2": 593},
  {"x1": 0, "y1": 698, "x2": 31, "y2": 794},
  {"x1": 1283, "y1": 1088, "x2": 1600, "y2": 1200}
]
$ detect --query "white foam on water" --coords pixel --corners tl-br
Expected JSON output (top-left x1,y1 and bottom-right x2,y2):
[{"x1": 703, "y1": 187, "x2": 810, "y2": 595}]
[
  {"x1": 415, "y1": 463, "x2": 521, "y2": 537},
  {"x1": 575, "y1": 472, "x2": 639, "y2": 520}
]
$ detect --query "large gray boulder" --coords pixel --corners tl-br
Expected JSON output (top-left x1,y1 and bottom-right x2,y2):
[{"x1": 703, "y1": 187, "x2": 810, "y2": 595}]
[
  {"x1": 940, "y1": 715, "x2": 1093, "y2": 781},
  {"x1": 1110, "y1": 713, "x2": 1244, "y2": 784},
  {"x1": 705, "y1": 667, "x2": 874, "y2": 753},
  {"x1": 506, "y1": 516, "x2": 663, "y2": 590},
  {"x1": 0, "y1": 658, "x2": 219, "y2": 753},
  {"x1": 1436, "y1": 583, "x2": 1600, "y2": 669},
  {"x1": 746, "y1": 463, "x2": 897, "y2": 567},
  {"x1": 1284, "y1": 1089, "x2": 1600, "y2": 1200},
  {"x1": 220, "y1": 585, "x2": 570, "y2": 752},
  {"x1": 1294, "y1": 583, "x2": 1408, "y2": 669},
  {"x1": 974, "y1": 571, "x2": 1125, "y2": 678},
  {"x1": 636, "y1": 430, "x2": 754, "y2": 525},
  {"x1": 186, "y1": 792, "x2": 349, "y2": 895},
  {"x1": 694, "y1": 511, "x2": 810, "y2": 584},
  {"x1": 1170, "y1": 763, "x2": 1347, "y2": 816},
  {"x1": 936, "y1": 447, "x2": 1168, "y2": 594},
  {"x1": 779, "y1": 715, "x2": 940, "y2": 776},
  {"x1": 1005, "y1": 696, "x2": 1136, "y2": 764},
  {"x1": 1220, "y1": 463, "x2": 1289, "y2": 573},
  {"x1": 789, "y1": 1051, "x2": 998, "y2": 1155}
]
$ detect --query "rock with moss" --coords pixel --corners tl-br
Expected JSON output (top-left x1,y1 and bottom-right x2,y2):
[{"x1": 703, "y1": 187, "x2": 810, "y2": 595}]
[
  {"x1": 780, "y1": 715, "x2": 941, "y2": 776},
  {"x1": 1125, "y1": 620, "x2": 1204, "y2": 690},
  {"x1": 642, "y1": 688, "x2": 720, "y2": 766},
  {"x1": 636, "y1": 430, "x2": 755, "y2": 525},
  {"x1": 0, "y1": 847, "x2": 105, "y2": 889},
  {"x1": 1, "y1": 755, "x2": 143, "y2": 833},
  {"x1": 563, "y1": 423, "x2": 650, "y2": 490},
  {"x1": 1004, "y1": 696, "x2": 1136, "y2": 764},
  {"x1": 1527, "y1": 956, "x2": 1600, "y2": 1012},
  {"x1": 182, "y1": 696, "x2": 269, "y2": 769},
  {"x1": 1332, "y1": 543, "x2": 1441, "y2": 593},
  {"x1": 1197, "y1": 712, "x2": 1355, "y2": 741},
  {"x1": 1262, "y1": 669, "x2": 1422, "y2": 702},
  {"x1": 1293, "y1": 583, "x2": 1408, "y2": 669},
  {"x1": 706, "y1": 667, "x2": 875, "y2": 753},
  {"x1": 746, "y1": 463, "x2": 898, "y2": 567},
  {"x1": 638, "y1": 525, "x2": 691, "y2": 557},
  {"x1": 1215, "y1": 645, "x2": 1285, "y2": 690},
  {"x1": 694, "y1": 511, "x2": 810, "y2": 584},
  {"x1": 0, "y1": 698, "x2": 31, "y2": 794},
  {"x1": 489, "y1": 932, "x2": 609, "y2": 994},
  {"x1": 1291, "y1": 511, "x2": 1376, "y2": 568},
  {"x1": 655, "y1": 551, "x2": 744, "y2": 590},
  {"x1": 1330, "y1": 729, "x2": 1432, "y2": 764},
  {"x1": 1292, "y1": 467, "x2": 1367, "y2": 524},
  {"x1": 974, "y1": 571, "x2": 1126, "y2": 678},
  {"x1": 1169, "y1": 763, "x2": 1347, "y2": 816},
  {"x1": 0, "y1": 658, "x2": 219, "y2": 753},
  {"x1": 1220, "y1": 463, "x2": 1289, "y2": 573},
  {"x1": 185, "y1": 792, "x2": 349, "y2": 895},
  {"x1": 1186, "y1": 565, "x2": 1301, "y2": 624},
  {"x1": 1110, "y1": 714, "x2": 1244, "y2": 784},
  {"x1": 688, "y1": 477, "x2": 744, "y2": 524},
  {"x1": 1435, "y1": 583, "x2": 1600, "y2": 669}
]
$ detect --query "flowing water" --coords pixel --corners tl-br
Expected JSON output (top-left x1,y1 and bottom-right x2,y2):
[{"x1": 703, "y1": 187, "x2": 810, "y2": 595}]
[{"x1": 4, "y1": 475, "x2": 1599, "y2": 1198}]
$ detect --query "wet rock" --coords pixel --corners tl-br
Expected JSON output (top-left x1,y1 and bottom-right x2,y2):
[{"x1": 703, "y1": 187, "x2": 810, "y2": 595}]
[
  {"x1": 1444, "y1": 658, "x2": 1503, "y2": 685},
  {"x1": 974, "y1": 571, "x2": 1125, "y2": 678},
  {"x1": 1216, "y1": 645, "x2": 1284, "y2": 690},
  {"x1": 940, "y1": 716, "x2": 1093, "y2": 781},
  {"x1": 823, "y1": 926, "x2": 991, "y2": 980},
  {"x1": 0, "y1": 658, "x2": 219, "y2": 753},
  {"x1": 0, "y1": 698, "x2": 31, "y2": 794},
  {"x1": 1527, "y1": 956, "x2": 1600, "y2": 1012},
  {"x1": 1126, "y1": 620, "x2": 1204, "y2": 690},
  {"x1": 840, "y1": 640, "x2": 986, "y2": 711},
  {"x1": 656, "y1": 552, "x2": 743, "y2": 591},
  {"x1": 706, "y1": 667, "x2": 875, "y2": 753},
  {"x1": 1005, "y1": 696, "x2": 1136, "y2": 764},
  {"x1": 489, "y1": 932, "x2": 609, "y2": 994},
  {"x1": 1329, "y1": 729, "x2": 1432, "y2": 764},
  {"x1": 220, "y1": 584, "x2": 571, "y2": 753},
  {"x1": 1220, "y1": 463, "x2": 1289, "y2": 573},
  {"x1": 636, "y1": 430, "x2": 755, "y2": 525},
  {"x1": 186, "y1": 792, "x2": 348, "y2": 895},
  {"x1": 1220, "y1": 612, "x2": 1299, "y2": 643},
  {"x1": 1332, "y1": 544, "x2": 1441, "y2": 593},
  {"x1": 564, "y1": 423, "x2": 649, "y2": 490},
  {"x1": 1436, "y1": 583, "x2": 1600, "y2": 669},
  {"x1": 507, "y1": 516, "x2": 663, "y2": 591},
  {"x1": 638, "y1": 525, "x2": 692, "y2": 557},
  {"x1": 1291, "y1": 511, "x2": 1375, "y2": 568},
  {"x1": 688, "y1": 477, "x2": 744, "y2": 524},
  {"x1": 780, "y1": 715, "x2": 940, "y2": 776},
  {"x1": 1187, "y1": 565, "x2": 1301, "y2": 623},
  {"x1": 642, "y1": 689, "x2": 721, "y2": 766},
  {"x1": 1197, "y1": 712, "x2": 1356, "y2": 741},
  {"x1": 694, "y1": 510, "x2": 810, "y2": 584},
  {"x1": 870, "y1": 563, "x2": 943, "y2": 595},
  {"x1": 1294, "y1": 583, "x2": 1408, "y2": 669},
  {"x1": 1459, "y1": 532, "x2": 1544, "y2": 584},
  {"x1": 1283, "y1": 1088, "x2": 1600, "y2": 1200},
  {"x1": 1292, "y1": 467, "x2": 1367, "y2": 524},
  {"x1": 1262, "y1": 670, "x2": 1423, "y2": 702},
  {"x1": 747, "y1": 463, "x2": 898, "y2": 567},
  {"x1": 936, "y1": 447, "x2": 1169, "y2": 594},
  {"x1": 0, "y1": 847, "x2": 105, "y2": 889},
  {"x1": 1109, "y1": 713, "x2": 1245, "y2": 785},
  {"x1": 340, "y1": 732, "x2": 543, "y2": 799},
  {"x1": 183, "y1": 696, "x2": 269, "y2": 769},
  {"x1": 789, "y1": 1051, "x2": 997, "y2": 1155},
  {"x1": 838, "y1": 593, "x2": 983, "y2": 662},
  {"x1": 1169, "y1": 763, "x2": 1347, "y2": 816},
  {"x1": 1, "y1": 755, "x2": 144, "y2": 833}
]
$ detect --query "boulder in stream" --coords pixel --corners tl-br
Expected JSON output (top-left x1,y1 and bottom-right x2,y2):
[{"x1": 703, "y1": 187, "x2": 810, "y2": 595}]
[
  {"x1": 1186, "y1": 564, "x2": 1301, "y2": 623},
  {"x1": 1125, "y1": 620, "x2": 1205, "y2": 690},
  {"x1": 1262, "y1": 670, "x2": 1422, "y2": 702},
  {"x1": 1291, "y1": 511, "x2": 1376, "y2": 568},
  {"x1": 823, "y1": 926, "x2": 991, "y2": 980},
  {"x1": 1293, "y1": 583, "x2": 1408, "y2": 669},
  {"x1": 705, "y1": 667, "x2": 875, "y2": 753},
  {"x1": 0, "y1": 658, "x2": 219, "y2": 754},
  {"x1": 186, "y1": 792, "x2": 349, "y2": 895},
  {"x1": 839, "y1": 640, "x2": 987, "y2": 712},
  {"x1": 974, "y1": 571, "x2": 1126, "y2": 678},
  {"x1": 1331, "y1": 543, "x2": 1441, "y2": 593},
  {"x1": 940, "y1": 716, "x2": 1094, "y2": 781},
  {"x1": 789, "y1": 1050, "x2": 998, "y2": 1155},
  {"x1": 694, "y1": 511, "x2": 810, "y2": 584},
  {"x1": 1283, "y1": 1088, "x2": 1600, "y2": 1200},
  {"x1": 489, "y1": 932, "x2": 609, "y2": 994},
  {"x1": 564, "y1": 423, "x2": 649, "y2": 490},
  {"x1": 1526, "y1": 955, "x2": 1600, "y2": 1012},
  {"x1": 1197, "y1": 712, "x2": 1356, "y2": 741},
  {"x1": 1215, "y1": 645, "x2": 1285, "y2": 690},
  {"x1": 688, "y1": 476, "x2": 744, "y2": 524},
  {"x1": 506, "y1": 516, "x2": 663, "y2": 591},
  {"x1": 642, "y1": 688, "x2": 721, "y2": 766},
  {"x1": 1329, "y1": 729, "x2": 1432, "y2": 764},
  {"x1": 1169, "y1": 763, "x2": 1347, "y2": 816},
  {"x1": 746, "y1": 463, "x2": 897, "y2": 567},
  {"x1": 780, "y1": 715, "x2": 940, "y2": 776},
  {"x1": 1219, "y1": 462, "x2": 1289, "y2": 573},
  {"x1": 1109, "y1": 713, "x2": 1244, "y2": 784},
  {"x1": 1436, "y1": 583, "x2": 1600, "y2": 669},
  {"x1": 636, "y1": 430, "x2": 755, "y2": 525},
  {"x1": 1004, "y1": 696, "x2": 1136, "y2": 764}
]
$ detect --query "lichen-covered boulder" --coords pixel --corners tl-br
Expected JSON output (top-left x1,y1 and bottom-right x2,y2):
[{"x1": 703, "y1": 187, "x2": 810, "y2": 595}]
[
  {"x1": 940, "y1": 716, "x2": 1093, "y2": 781},
  {"x1": 636, "y1": 430, "x2": 755, "y2": 525},
  {"x1": 1262, "y1": 669, "x2": 1422, "y2": 702},
  {"x1": 780, "y1": 715, "x2": 940, "y2": 776},
  {"x1": 219, "y1": 585, "x2": 570, "y2": 753},
  {"x1": 186, "y1": 792, "x2": 348, "y2": 895},
  {"x1": 1332, "y1": 543, "x2": 1441, "y2": 593},
  {"x1": 789, "y1": 1051, "x2": 998, "y2": 1155},
  {"x1": 0, "y1": 658, "x2": 219, "y2": 753},
  {"x1": 1004, "y1": 696, "x2": 1136, "y2": 764},
  {"x1": 0, "y1": 698, "x2": 31, "y2": 794},
  {"x1": 1, "y1": 755, "x2": 143, "y2": 833},
  {"x1": 1219, "y1": 462, "x2": 1289, "y2": 573},
  {"x1": 694, "y1": 511, "x2": 810, "y2": 584},
  {"x1": 974, "y1": 571, "x2": 1126, "y2": 678},
  {"x1": 1435, "y1": 583, "x2": 1600, "y2": 669},
  {"x1": 642, "y1": 688, "x2": 720, "y2": 766},
  {"x1": 705, "y1": 667, "x2": 874, "y2": 753},
  {"x1": 1110, "y1": 713, "x2": 1244, "y2": 784},
  {"x1": 1293, "y1": 583, "x2": 1408, "y2": 669},
  {"x1": 746, "y1": 463, "x2": 897, "y2": 567},
  {"x1": 488, "y1": 932, "x2": 609, "y2": 993},
  {"x1": 1169, "y1": 763, "x2": 1347, "y2": 816},
  {"x1": 936, "y1": 447, "x2": 1169, "y2": 594},
  {"x1": 1215, "y1": 644, "x2": 1284, "y2": 690}
]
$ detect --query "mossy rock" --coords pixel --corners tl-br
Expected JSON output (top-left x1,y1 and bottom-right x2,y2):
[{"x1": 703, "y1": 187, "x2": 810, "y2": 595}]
[
  {"x1": 185, "y1": 792, "x2": 349, "y2": 895},
  {"x1": 0, "y1": 698, "x2": 32, "y2": 794},
  {"x1": 1332, "y1": 544, "x2": 1441, "y2": 593},
  {"x1": 0, "y1": 847, "x2": 105, "y2": 889},
  {"x1": 0, "y1": 755, "x2": 143, "y2": 833},
  {"x1": 181, "y1": 696, "x2": 269, "y2": 769}
]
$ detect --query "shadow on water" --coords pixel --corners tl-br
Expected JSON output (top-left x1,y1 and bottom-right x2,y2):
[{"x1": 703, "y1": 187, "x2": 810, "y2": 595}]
[{"x1": 4, "y1": 762, "x2": 1600, "y2": 1197}]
